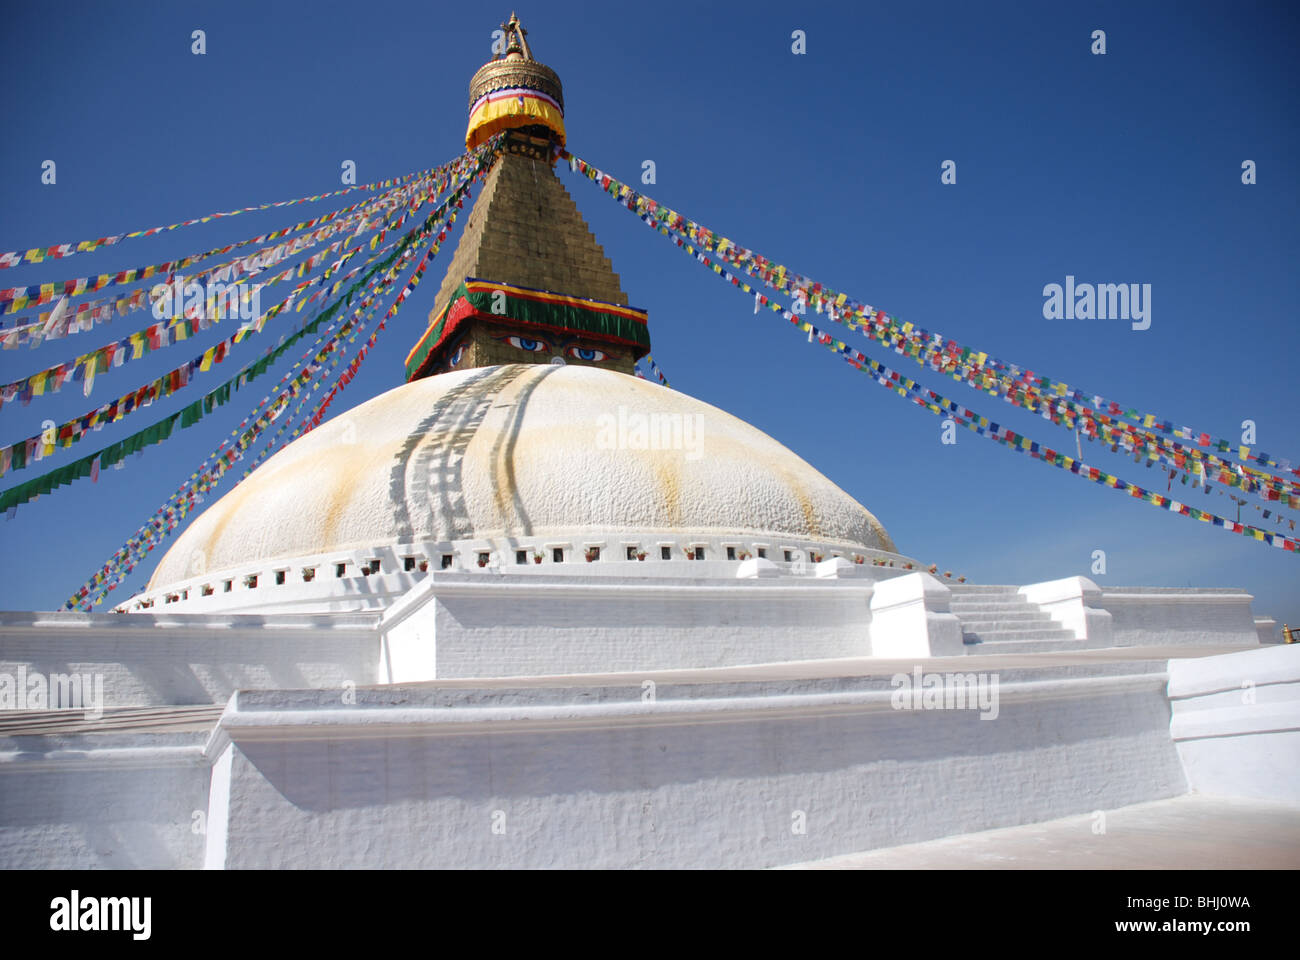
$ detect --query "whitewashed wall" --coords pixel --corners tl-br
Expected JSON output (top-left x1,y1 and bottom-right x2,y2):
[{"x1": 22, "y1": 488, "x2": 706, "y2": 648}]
[
  {"x1": 0, "y1": 733, "x2": 209, "y2": 869},
  {"x1": 0, "y1": 611, "x2": 380, "y2": 707},
  {"x1": 1102, "y1": 588, "x2": 1261, "y2": 648},
  {"x1": 208, "y1": 665, "x2": 1186, "y2": 869},
  {"x1": 1169, "y1": 645, "x2": 1300, "y2": 802},
  {"x1": 380, "y1": 573, "x2": 875, "y2": 679}
]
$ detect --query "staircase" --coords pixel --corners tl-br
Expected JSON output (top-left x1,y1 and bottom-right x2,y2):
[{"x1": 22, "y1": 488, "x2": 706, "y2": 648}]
[{"x1": 948, "y1": 584, "x2": 1086, "y2": 653}]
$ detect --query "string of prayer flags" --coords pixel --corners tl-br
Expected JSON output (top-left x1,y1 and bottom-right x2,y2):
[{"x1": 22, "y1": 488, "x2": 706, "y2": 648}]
[
  {"x1": 0, "y1": 229, "x2": 374, "y2": 409},
  {"x1": 0, "y1": 237, "x2": 393, "y2": 477},
  {"x1": 568, "y1": 153, "x2": 1298, "y2": 512},
  {"x1": 649, "y1": 203, "x2": 1298, "y2": 553},
  {"x1": 244, "y1": 199, "x2": 465, "y2": 481},
  {"x1": 2, "y1": 199, "x2": 440, "y2": 515},
  {"x1": 64, "y1": 210, "x2": 456, "y2": 610},
  {"x1": 794, "y1": 305, "x2": 1300, "y2": 553},
  {"x1": 56, "y1": 146, "x2": 502, "y2": 608},
  {"x1": 565, "y1": 153, "x2": 1300, "y2": 491},
  {"x1": 0, "y1": 150, "x2": 492, "y2": 479},
  {"x1": 0, "y1": 163, "x2": 457, "y2": 344},
  {"x1": 0, "y1": 183, "x2": 405, "y2": 313},
  {"x1": 636, "y1": 354, "x2": 670, "y2": 387},
  {"x1": 0, "y1": 147, "x2": 486, "y2": 316},
  {"x1": 60, "y1": 243, "x2": 425, "y2": 608},
  {"x1": 654, "y1": 211, "x2": 1298, "y2": 510},
  {"x1": 0, "y1": 161, "x2": 446, "y2": 271}
]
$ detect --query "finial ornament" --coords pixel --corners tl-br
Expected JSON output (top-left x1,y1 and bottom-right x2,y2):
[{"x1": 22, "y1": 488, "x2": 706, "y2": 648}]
[
  {"x1": 466, "y1": 14, "x2": 565, "y2": 149},
  {"x1": 500, "y1": 12, "x2": 533, "y2": 60}
]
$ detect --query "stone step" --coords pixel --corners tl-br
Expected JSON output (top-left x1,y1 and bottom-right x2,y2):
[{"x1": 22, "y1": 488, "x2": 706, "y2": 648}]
[
  {"x1": 962, "y1": 627, "x2": 1077, "y2": 643},
  {"x1": 958, "y1": 618, "x2": 1062, "y2": 633},
  {"x1": 962, "y1": 636, "x2": 1089, "y2": 654},
  {"x1": 948, "y1": 585, "x2": 1021, "y2": 594},
  {"x1": 956, "y1": 609, "x2": 1055, "y2": 621},
  {"x1": 949, "y1": 608, "x2": 1048, "y2": 621},
  {"x1": 950, "y1": 605, "x2": 1044, "y2": 617}
]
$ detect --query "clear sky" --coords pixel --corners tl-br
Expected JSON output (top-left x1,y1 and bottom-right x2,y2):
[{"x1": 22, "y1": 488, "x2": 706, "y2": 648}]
[{"x1": 0, "y1": 0, "x2": 1296, "y2": 627}]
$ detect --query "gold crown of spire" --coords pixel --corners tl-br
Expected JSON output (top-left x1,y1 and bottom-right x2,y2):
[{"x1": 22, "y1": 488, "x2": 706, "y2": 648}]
[
  {"x1": 466, "y1": 14, "x2": 565, "y2": 150},
  {"x1": 500, "y1": 12, "x2": 532, "y2": 60}
]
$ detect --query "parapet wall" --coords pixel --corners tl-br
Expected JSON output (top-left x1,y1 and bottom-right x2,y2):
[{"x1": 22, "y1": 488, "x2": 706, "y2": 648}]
[
  {"x1": 207, "y1": 663, "x2": 1187, "y2": 869},
  {"x1": 0, "y1": 611, "x2": 380, "y2": 708},
  {"x1": 1103, "y1": 587, "x2": 1261, "y2": 648},
  {"x1": 0, "y1": 732, "x2": 209, "y2": 869},
  {"x1": 1168, "y1": 645, "x2": 1300, "y2": 802},
  {"x1": 381, "y1": 572, "x2": 874, "y2": 679}
]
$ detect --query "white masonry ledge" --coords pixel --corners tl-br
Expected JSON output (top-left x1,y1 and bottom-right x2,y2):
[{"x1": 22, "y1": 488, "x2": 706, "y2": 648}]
[
  {"x1": 1168, "y1": 644, "x2": 1300, "y2": 697},
  {"x1": 1170, "y1": 703, "x2": 1299, "y2": 741},
  {"x1": 1101, "y1": 587, "x2": 1254, "y2": 601},
  {"x1": 0, "y1": 609, "x2": 383, "y2": 634},
  {"x1": 0, "y1": 744, "x2": 206, "y2": 772},
  {"x1": 208, "y1": 670, "x2": 1168, "y2": 746}
]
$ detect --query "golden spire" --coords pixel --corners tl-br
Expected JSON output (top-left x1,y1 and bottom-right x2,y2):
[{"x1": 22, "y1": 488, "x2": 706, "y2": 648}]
[
  {"x1": 465, "y1": 14, "x2": 566, "y2": 150},
  {"x1": 500, "y1": 12, "x2": 532, "y2": 60}
]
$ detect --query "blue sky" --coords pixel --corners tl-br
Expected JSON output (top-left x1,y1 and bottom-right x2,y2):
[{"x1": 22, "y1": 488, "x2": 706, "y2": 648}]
[{"x1": 1, "y1": 0, "x2": 1296, "y2": 627}]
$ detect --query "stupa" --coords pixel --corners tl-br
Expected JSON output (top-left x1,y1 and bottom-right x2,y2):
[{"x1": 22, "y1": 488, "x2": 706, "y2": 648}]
[
  {"x1": 0, "y1": 15, "x2": 1292, "y2": 871},
  {"x1": 133, "y1": 11, "x2": 906, "y2": 665}
]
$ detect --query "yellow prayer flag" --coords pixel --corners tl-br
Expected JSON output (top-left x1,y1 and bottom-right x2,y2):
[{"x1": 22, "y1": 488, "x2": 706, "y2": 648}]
[{"x1": 200, "y1": 347, "x2": 215, "y2": 372}]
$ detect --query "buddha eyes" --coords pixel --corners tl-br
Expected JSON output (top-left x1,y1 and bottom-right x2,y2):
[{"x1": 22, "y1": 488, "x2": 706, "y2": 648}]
[
  {"x1": 494, "y1": 336, "x2": 606, "y2": 361},
  {"x1": 505, "y1": 335, "x2": 548, "y2": 353}
]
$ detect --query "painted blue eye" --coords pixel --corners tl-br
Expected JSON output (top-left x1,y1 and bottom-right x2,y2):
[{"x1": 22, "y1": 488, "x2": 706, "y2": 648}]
[
  {"x1": 507, "y1": 335, "x2": 547, "y2": 352},
  {"x1": 568, "y1": 347, "x2": 607, "y2": 362},
  {"x1": 449, "y1": 345, "x2": 465, "y2": 366}
]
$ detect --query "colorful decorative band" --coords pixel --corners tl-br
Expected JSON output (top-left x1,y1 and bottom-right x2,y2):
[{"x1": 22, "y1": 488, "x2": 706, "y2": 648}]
[
  {"x1": 405, "y1": 278, "x2": 650, "y2": 379},
  {"x1": 469, "y1": 86, "x2": 563, "y2": 117},
  {"x1": 466, "y1": 89, "x2": 566, "y2": 149}
]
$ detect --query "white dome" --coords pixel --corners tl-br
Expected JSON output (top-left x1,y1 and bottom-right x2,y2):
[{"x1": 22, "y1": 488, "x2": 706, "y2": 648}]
[{"x1": 148, "y1": 364, "x2": 895, "y2": 588}]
